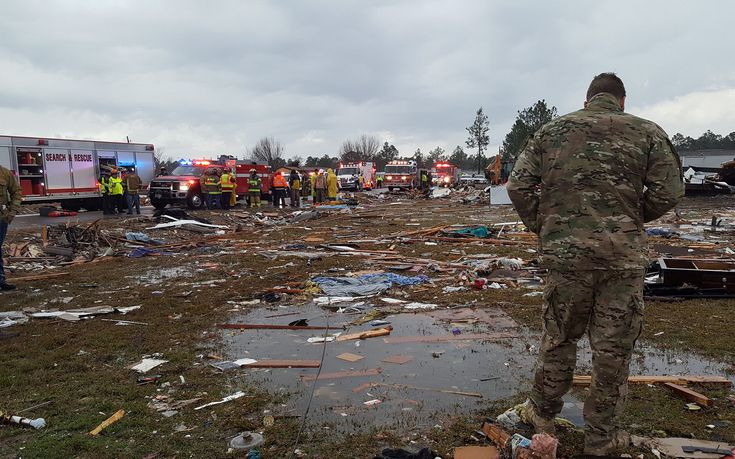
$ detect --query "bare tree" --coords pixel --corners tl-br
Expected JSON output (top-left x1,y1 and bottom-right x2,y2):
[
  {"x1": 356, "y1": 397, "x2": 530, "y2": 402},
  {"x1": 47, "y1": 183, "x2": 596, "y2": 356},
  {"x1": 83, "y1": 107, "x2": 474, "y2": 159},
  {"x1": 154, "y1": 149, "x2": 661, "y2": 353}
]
[
  {"x1": 249, "y1": 137, "x2": 285, "y2": 168},
  {"x1": 339, "y1": 134, "x2": 381, "y2": 162}
]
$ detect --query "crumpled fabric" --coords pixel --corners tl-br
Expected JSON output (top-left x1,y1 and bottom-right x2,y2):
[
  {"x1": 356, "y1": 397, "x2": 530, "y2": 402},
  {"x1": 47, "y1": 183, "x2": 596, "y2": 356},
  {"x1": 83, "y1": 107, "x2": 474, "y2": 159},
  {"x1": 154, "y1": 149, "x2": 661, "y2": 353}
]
[
  {"x1": 450, "y1": 226, "x2": 490, "y2": 238},
  {"x1": 374, "y1": 447, "x2": 440, "y2": 459},
  {"x1": 313, "y1": 273, "x2": 430, "y2": 296},
  {"x1": 128, "y1": 247, "x2": 163, "y2": 258},
  {"x1": 126, "y1": 232, "x2": 164, "y2": 245}
]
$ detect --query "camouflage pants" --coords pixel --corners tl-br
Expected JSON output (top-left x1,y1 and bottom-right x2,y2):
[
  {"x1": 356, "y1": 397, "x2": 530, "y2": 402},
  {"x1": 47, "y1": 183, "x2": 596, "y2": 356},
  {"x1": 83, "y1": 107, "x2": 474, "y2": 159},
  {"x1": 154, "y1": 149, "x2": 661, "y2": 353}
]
[{"x1": 530, "y1": 269, "x2": 644, "y2": 452}]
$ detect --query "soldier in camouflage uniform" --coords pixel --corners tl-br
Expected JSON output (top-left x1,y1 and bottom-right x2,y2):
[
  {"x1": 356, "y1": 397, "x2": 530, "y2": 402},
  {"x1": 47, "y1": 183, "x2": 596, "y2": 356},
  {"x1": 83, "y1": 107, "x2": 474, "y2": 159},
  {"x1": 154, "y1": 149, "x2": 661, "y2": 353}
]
[
  {"x1": 1, "y1": 164, "x2": 22, "y2": 291},
  {"x1": 507, "y1": 73, "x2": 684, "y2": 456}
]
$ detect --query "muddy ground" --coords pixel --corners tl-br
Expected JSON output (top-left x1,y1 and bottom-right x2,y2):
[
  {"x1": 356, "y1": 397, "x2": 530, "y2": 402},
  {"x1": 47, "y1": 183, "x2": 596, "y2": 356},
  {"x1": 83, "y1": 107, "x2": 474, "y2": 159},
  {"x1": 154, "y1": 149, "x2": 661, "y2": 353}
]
[{"x1": 1, "y1": 192, "x2": 734, "y2": 458}]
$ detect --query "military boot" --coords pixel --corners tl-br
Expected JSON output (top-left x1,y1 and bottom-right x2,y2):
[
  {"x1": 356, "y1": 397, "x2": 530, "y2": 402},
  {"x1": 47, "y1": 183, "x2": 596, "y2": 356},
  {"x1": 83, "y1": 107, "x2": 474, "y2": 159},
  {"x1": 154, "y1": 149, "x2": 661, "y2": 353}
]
[
  {"x1": 583, "y1": 430, "x2": 630, "y2": 456},
  {"x1": 518, "y1": 400, "x2": 556, "y2": 436}
]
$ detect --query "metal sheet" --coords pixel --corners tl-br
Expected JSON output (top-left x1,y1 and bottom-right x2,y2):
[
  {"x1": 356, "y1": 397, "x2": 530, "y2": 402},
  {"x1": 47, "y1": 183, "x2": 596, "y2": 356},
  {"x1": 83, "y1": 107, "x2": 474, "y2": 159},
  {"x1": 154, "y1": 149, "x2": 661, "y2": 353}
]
[
  {"x1": 0, "y1": 146, "x2": 11, "y2": 169},
  {"x1": 71, "y1": 149, "x2": 98, "y2": 192},
  {"x1": 134, "y1": 151, "x2": 155, "y2": 184},
  {"x1": 43, "y1": 148, "x2": 73, "y2": 191}
]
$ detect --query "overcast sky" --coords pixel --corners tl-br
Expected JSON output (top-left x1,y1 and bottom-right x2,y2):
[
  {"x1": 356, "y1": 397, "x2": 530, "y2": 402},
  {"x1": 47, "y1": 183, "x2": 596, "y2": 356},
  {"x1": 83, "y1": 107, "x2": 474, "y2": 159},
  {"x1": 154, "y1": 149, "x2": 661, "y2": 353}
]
[{"x1": 1, "y1": 1, "x2": 734, "y2": 160}]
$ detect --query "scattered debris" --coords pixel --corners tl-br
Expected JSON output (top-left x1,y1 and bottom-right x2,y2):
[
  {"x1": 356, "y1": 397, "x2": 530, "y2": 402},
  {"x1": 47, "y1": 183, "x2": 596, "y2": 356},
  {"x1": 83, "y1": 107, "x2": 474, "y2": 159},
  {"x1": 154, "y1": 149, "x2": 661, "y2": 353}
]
[
  {"x1": 89, "y1": 409, "x2": 125, "y2": 436},
  {"x1": 0, "y1": 411, "x2": 47, "y2": 430},
  {"x1": 193, "y1": 391, "x2": 247, "y2": 411},
  {"x1": 130, "y1": 358, "x2": 169, "y2": 373}
]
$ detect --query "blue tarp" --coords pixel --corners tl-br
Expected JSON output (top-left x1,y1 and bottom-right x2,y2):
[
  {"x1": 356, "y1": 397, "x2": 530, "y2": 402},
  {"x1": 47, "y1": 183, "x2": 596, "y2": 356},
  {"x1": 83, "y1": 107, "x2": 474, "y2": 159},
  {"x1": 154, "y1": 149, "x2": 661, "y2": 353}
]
[
  {"x1": 312, "y1": 273, "x2": 430, "y2": 296},
  {"x1": 451, "y1": 226, "x2": 490, "y2": 238}
]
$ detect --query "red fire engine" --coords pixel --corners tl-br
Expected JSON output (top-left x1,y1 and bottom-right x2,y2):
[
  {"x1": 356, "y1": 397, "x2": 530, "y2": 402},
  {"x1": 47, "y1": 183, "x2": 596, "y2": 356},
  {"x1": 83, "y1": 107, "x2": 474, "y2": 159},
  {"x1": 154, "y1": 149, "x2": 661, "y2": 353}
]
[
  {"x1": 432, "y1": 161, "x2": 459, "y2": 187},
  {"x1": 149, "y1": 159, "x2": 272, "y2": 209}
]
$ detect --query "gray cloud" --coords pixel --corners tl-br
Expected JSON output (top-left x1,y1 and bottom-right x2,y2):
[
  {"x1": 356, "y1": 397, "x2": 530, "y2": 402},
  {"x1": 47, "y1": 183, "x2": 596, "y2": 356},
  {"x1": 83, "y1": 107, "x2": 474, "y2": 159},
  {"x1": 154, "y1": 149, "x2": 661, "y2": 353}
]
[{"x1": 1, "y1": 0, "x2": 733, "y2": 160}]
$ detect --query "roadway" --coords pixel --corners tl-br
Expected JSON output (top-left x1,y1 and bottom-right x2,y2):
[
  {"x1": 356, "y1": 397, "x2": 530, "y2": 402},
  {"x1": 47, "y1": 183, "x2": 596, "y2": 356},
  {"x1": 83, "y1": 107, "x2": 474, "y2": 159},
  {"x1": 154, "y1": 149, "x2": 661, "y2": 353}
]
[{"x1": 10, "y1": 206, "x2": 157, "y2": 230}]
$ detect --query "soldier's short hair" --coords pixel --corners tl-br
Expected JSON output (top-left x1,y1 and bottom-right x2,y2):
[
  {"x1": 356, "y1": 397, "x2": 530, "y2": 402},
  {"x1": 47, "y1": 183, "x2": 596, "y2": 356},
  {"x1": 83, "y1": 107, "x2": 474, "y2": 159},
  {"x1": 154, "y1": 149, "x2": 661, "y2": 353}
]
[{"x1": 586, "y1": 73, "x2": 626, "y2": 101}]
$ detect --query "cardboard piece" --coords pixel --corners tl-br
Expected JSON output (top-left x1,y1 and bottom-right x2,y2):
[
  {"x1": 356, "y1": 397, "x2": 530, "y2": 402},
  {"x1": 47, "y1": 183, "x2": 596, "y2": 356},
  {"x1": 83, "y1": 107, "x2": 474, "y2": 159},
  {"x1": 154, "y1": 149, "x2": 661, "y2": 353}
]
[
  {"x1": 454, "y1": 446, "x2": 500, "y2": 459},
  {"x1": 336, "y1": 352, "x2": 364, "y2": 362}
]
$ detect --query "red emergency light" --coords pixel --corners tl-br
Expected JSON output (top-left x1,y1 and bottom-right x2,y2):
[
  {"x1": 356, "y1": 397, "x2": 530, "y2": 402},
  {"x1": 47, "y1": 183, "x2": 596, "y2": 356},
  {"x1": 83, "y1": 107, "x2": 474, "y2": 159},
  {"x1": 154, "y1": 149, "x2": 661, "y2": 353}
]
[
  {"x1": 193, "y1": 160, "x2": 211, "y2": 166},
  {"x1": 37, "y1": 139, "x2": 48, "y2": 146}
]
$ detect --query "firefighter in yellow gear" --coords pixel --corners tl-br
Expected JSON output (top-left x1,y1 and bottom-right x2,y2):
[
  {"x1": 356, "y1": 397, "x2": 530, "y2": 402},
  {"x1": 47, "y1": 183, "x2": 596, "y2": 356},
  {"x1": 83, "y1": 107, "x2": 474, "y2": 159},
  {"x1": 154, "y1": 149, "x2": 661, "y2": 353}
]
[
  {"x1": 248, "y1": 169, "x2": 262, "y2": 208},
  {"x1": 220, "y1": 169, "x2": 235, "y2": 210},
  {"x1": 108, "y1": 170, "x2": 124, "y2": 214}
]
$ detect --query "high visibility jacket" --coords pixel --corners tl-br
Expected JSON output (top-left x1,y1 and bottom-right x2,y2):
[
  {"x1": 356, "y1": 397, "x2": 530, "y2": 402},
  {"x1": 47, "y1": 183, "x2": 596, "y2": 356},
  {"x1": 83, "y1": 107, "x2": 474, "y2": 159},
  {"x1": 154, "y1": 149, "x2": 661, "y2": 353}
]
[
  {"x1": 220, "y1": 172, "x2": 235, "y2": 190},
  {"x1": 204, "y1": 175, "x2": 221, "y2": 194},
  {"x1": 310, "y1": 174, "x2": 317, "y2": 195},
  {"x1": 291, "y1": 178, "x2": 301, "y2": 191},
  {"x1": 273, "y1": 174, "x2": 288, "y2": 189},
  {"x1": 99, "y1": 176, "x2": 109, "y2": 194},
  {"x1": 248, "y1": 176, "x2": 261, "y2": 193},
  {"x1": 326, "y1": 170, "x2": 338, "y2": 197},
  {"x1": 421, "y1": 174, "x2": 428, "y2": 182},
  {"x1": 108, "y1": 176, "x2": 124, "y2": 195}
]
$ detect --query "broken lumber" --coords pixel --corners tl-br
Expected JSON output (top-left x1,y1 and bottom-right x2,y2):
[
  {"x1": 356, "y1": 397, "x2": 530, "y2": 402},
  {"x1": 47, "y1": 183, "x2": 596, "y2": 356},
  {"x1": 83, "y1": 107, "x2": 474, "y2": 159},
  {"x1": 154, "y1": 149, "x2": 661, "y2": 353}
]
[
  {"x1": 662, "y1": 382, "x2": 714, "y2": 407},
  {"x1": 335, "y1": 326, "x2": 392, "y2": 341},
  {"x1": 301, "y1": 368, "x2": 382, "y2": 382},
  {"x1": 383, "y1": 332, "x2": 517, "y2": 344},
  {"x1": 244, "y1": 360, "x2": 321, "y2": 368},
  {"x1": 572, "y1": 375, "x2": 732, "y2": 387},
  {"x1": 89, "y1": 409, "x2": 125, "y2": 436},
  {"x1": 216, "y1": 323, "x2": 333, "y2": 331},
  {"x1": 8, "y1": 272, "x2": 69, "y2": 282},
  {"x1": 360, "y1": 383, "x2": 483, "y2": 398}
]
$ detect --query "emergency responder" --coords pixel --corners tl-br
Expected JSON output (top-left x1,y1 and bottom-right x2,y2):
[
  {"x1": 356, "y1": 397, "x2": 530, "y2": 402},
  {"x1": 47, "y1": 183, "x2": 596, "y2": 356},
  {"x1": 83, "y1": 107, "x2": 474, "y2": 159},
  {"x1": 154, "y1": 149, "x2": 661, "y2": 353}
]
[
  {"x1": 125, "y1": 169, "x2": 143, "y2": 215},
  {"x1": 309, "y1": 169, "x2": 317, "y2": 203},
  {"x1": 314, "y1": 170, "x2": 327, "y2": 203},
  {"x1": 108, "y1": 169, "x2": 124, "y2": 214},
  {"x1": 326, "y1": 168, "x2": 338, "y2": 201},
  {"x1": 420, "y1": 171, "x2": 428, "y2": 190},
  {"x1": 289, "y1": 169, "x2": 301, "y2": 207},
  {"x1": 506, "y1": 73, "x2": 684, "y2": 456},
  {"x1": 99, "y1": 172, "x2": 113, "y2": 215},
  {"x1": 247, "y1": 169, "x2": 262, "y2": 208},
  {"x1": 156, "y1": 166, "x2": 168, "y2": 177},
  {"x1": 1, "y1": 165, "x2": 22, "y2": 291},
  {"x1": 376, "y1": 174, "x2": 383, "y2": 188},
  {"x1": 357, "y1": 173, "x2": 364, "y2": 191},
  {"x1": 118, "y1": 168, "x2": 129, "y2": 214},
  {"x1": 220, "y1": 168, "x2": 235, "y2": 210},
  {"x1": 272, "y1": 171, "x2": 288, "y2": 208},
  {"x1": 203, "y1": 169, "x2": 222, "y2": 209}
]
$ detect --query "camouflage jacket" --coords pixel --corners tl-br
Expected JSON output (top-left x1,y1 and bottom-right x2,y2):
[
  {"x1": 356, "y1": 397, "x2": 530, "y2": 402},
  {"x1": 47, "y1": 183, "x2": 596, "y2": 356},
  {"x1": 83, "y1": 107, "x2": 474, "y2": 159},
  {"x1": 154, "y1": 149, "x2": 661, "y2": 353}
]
[
  {"x1": 0, "y1": 165, "x2": 22, "y2": 223},
  {"x1": 507, "y1": 92, "x2": 684, "y2": 271}
]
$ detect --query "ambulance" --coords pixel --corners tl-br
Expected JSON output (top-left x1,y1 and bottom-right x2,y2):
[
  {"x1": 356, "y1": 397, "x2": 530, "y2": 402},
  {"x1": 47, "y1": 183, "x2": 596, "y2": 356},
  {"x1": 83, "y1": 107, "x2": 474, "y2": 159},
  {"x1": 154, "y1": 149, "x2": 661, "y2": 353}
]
[
  {"x1": 335, "y1": 161, "x2": 376, "y2": 190},
  {"x1": 0, "y1": 135, "x2": 155, "y2": 211}
]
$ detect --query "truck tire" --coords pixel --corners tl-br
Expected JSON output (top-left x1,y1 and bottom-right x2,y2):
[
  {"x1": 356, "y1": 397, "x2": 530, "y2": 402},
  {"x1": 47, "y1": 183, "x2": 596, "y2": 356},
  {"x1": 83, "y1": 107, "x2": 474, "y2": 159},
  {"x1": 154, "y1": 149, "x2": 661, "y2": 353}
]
[
  {"x1": 388, "y1": 187, "x2": 394, "y2": 191},
  {"x1": 151, "y1": 199, "x2": 167, "y2": 210},
  {"x1": 82, "y1": 198, "x2": 102, "y2": 211},
  {"x1": 186, "y1": 191, "x2": 205, "y2": 209}
]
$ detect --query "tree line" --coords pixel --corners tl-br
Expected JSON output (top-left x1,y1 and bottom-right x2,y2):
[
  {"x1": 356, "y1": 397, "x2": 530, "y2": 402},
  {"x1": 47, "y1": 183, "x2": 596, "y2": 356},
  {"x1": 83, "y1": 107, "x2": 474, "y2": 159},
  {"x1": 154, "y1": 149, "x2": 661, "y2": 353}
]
[{"x1": 672, "y1": 131, "x2": 735, "y2": 151}]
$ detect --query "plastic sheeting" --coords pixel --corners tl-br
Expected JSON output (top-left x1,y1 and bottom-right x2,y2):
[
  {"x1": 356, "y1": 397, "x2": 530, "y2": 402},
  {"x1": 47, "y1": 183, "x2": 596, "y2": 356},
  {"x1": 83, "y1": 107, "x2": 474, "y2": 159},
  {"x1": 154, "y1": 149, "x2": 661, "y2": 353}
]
[{"x1": 312, "y1": 273, "x2": 430, "y2": 296}]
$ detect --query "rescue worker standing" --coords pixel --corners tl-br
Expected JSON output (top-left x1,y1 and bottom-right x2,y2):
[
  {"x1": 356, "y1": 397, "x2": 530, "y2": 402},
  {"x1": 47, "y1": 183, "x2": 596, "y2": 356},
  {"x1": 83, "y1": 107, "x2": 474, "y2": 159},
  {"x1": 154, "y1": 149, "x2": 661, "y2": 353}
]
[
  {"x1": 289, "y1": 169, "x2": 302, "y2": 207},
  {"x1": 108, "y1": 170, "x2": 124, "y2": 214},
  {"x1": 220, "y1": 168, "x2": 235, "y2": 210},
  {"x1": 156, "y1": 166, "x2": 168, "y2": 177},
  {"x1": 247, "y1": 169, "x2": 262, "y2": 208},
  {"x1": 203, "y1": 169, "x2": 222, "y2": 209},
  {"x1": 0, "y1": 165, "x2": 22, "y2": 291},
  {"x1": 125, "y1": 169, "x2": 143, "y2": 215},
  {"x1": 310, "y1": 169, "x2": 318, "y2": 203},
  {"x1": 314, "y1": 170, "x2": 327, "y2": 203},
  {"x1": 272, "y1": 172, "x2": 288, "y2": 208},
  {"x1": 376, "y1": 175, "x2": 383, "y2": 188},
  {"x1": 326, "y1": 168, "x2": 338, "y2": 201},
  {"x1": 507, "y1": 73, "x2": 684, "y2": 456},
  {"x1": 99, "y1": 172, "x2": 113, "y2": 215}
]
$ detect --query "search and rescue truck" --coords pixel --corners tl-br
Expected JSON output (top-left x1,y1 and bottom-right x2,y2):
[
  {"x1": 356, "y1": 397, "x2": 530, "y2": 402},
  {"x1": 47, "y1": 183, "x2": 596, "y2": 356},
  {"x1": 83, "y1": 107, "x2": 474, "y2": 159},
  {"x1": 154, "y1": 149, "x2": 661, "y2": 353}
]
[
  {"x1": 432, "y1": 161, "x2": 459, "y2": 187},
  {"x1": 383, "y1": 160, "x2": 420, "y2": 190},
  {"x1": 0, "y1": 135, "x2": 155, "y2": 211},
  {"x1": 148, "y1": 159, "x2": 272, "y2": 209},
  {"x1": 335, "y1": 161, "x2": 376, "y2": 190}
]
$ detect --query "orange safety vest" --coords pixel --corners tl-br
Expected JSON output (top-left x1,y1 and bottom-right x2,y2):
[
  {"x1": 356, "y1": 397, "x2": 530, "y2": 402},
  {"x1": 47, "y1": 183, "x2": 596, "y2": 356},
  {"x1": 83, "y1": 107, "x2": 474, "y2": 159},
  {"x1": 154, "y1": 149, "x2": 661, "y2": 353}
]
[{"x1": 273, "y1": 174, "x2": 288, "y2": 188}]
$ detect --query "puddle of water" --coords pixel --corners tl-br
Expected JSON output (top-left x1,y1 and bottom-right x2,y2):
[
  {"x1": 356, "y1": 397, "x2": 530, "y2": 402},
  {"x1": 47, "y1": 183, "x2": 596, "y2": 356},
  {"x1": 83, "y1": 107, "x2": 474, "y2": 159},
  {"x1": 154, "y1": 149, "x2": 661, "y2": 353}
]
[{"x1": 219, "y1": 303, "x2": 735, "y2": 433}]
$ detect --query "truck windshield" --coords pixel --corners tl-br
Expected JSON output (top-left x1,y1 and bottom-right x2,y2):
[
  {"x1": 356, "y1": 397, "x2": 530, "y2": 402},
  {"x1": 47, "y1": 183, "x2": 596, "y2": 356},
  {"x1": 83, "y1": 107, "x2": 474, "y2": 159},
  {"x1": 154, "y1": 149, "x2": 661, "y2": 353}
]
[
  {"x1": 336, "y1": 167, "x2": 358, "y2": 176},
  {"x1": 385, "y1": 165, "x2": 413, "y2": 174},
  {"x1": 170, "y1": 165, "x2": 207, "y2": 177}
]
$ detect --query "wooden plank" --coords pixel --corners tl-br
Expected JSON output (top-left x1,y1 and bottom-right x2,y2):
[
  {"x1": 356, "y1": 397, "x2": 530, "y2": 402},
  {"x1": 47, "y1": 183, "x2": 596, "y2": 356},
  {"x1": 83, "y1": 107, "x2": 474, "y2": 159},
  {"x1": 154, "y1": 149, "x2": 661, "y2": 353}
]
[
  {"x1": 336, "y1": 352, "x2": 364, "y2": 362},
  {"x1": 8, "y1": 272, "x2": 69, "y2": 282},
  {"x1": 244, "y1": 360, "x2": 321, "y2": 369},
  {"x1": 89, "y1": 409, "x2": 125, "y2": 436},
  {"x1": 383, "y1": 332, "x2": 517, "y2": 344},
  {"x1": 663, "y1": 382, "x2": 714, "y2": 406},
  {"x1": 216, "y1": 323, "x2": 332, "y2": 330},
  {"x1": 335, "y1": 326, "x2": 392, "y2": 341},
  {"x1": 301, "y1": 368, "x2": 382, "y2": 382},
  {"x1": 572, "y1": 375, "x2": 732, "y2": 387}
]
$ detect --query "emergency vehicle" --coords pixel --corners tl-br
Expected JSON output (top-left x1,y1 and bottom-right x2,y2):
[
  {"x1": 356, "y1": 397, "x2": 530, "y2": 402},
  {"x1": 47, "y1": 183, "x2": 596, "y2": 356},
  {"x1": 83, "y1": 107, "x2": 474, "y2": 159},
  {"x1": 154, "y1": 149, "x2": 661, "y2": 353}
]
[
  {"x1": 148, "y1": 159, "x2": 272, "y2": 209},
  {"x1": 335, "y1": 161, "x2": 376, "y2": 190},
  {"x1": 0, "y1": 135, "x2": 155, "y2": 211},
  {"x1": 383, "y1": 160, "x2": 419, "y2": 190},
  {"x1": 432, "y1": 161, "x2": 459, "y2": 187}
]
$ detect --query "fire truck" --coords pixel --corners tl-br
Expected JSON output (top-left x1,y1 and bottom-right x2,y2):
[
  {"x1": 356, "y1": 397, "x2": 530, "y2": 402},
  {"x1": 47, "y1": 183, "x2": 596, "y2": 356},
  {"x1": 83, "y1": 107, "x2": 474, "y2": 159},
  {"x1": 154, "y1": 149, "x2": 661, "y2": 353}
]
[
  {"x1": 383, "y1": 160, "x2": 421, "y2": 190},
  {"x1": 0, "y1": 135, "x2": 155, "y2": 211},
  {"x1": 432, "y1": 161, "x2": 459, "y2": 187},
  {"x1": 148, "y1": 159, "x2": 272, "y2": 209},
  {"x1": 335, "y1": 161, "x2": 376, "y2": 190}
]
